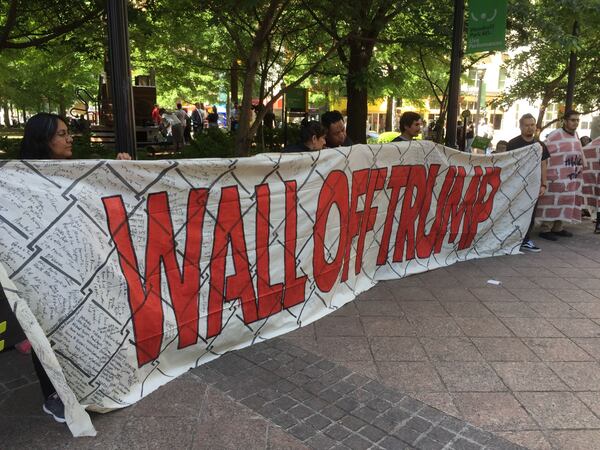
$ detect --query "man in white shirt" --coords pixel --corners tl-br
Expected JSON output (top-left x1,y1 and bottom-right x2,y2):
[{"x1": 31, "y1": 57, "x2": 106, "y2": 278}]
[{"x1": 174, "y1": 103, "x2": 189, "y2": 144}]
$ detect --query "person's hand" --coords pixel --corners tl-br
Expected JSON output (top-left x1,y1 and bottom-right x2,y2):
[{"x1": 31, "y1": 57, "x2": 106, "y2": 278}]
[
  {"x1": 538, "y1": 184, "x2": 547, "y2": 197},
  {"x1": 116, "y1": 152, "x2": 132, "y2": 160}
]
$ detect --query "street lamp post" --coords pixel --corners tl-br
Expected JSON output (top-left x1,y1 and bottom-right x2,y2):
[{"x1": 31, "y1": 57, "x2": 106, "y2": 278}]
[
  {"x1": 565, "y1": 21, "x2": 578, "y2": 111},
  {"x1": 475, "y1": 68, "x2": 486, "y2": 137},
  {"x1": 106, "y1": 0, "x2": 137, "y2": 158},
  {"x1": 445, "y1": 0, "x2": 465, "y2": 148}
]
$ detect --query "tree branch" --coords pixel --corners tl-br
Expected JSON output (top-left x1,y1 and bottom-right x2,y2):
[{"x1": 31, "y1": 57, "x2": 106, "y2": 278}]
[{"x1": 1, "y1": 8, "x2": 102, "y2": 50}]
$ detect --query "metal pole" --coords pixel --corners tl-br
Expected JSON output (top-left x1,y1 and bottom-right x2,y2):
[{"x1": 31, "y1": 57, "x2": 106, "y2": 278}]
[
  {"x1": 565, "y1": 21, "x2": 578, "y2": 111},
  {"x1": 106, "y1": 0, "x2": 137, "y2": 158},
  {"x1": 445, "y1": 0, "x2": 465, "y2": 148},
  {"x1": 475, "y1": 70, "x2": 486, "y2": 136},
  {"x1": 283, "y1": 91, "x2": 288, "y2": 147}
]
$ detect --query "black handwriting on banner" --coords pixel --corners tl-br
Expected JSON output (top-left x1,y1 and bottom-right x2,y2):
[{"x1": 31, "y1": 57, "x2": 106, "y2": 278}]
[{"x1": 102, "y1": 164, "x2": 501, "y2": 367}]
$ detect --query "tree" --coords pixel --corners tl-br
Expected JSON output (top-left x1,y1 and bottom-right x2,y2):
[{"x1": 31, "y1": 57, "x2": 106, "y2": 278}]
[
  {"x1": 128, "y1": 2, "x2": 231, "y2": 107},
  {"x1": 302, "y1": 1, "x2": 407, "y2": 144},
  {"x1": 203, "y1": 0, "x2": 344, "y2": 155},
  {"x1": 496, "y1": 0, "x2": 600, "y2": 130},
  {"x1": 0, "y1": 1, "x2": 102, "y2": 51},
  {"x1": 0, "y1": 36, "x2": 102, "y2": 122}
]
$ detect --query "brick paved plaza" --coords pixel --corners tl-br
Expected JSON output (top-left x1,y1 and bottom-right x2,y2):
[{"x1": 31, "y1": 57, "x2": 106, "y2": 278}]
[{"x1": 1, "y1": 222, "x2": 599, "y2": 449}]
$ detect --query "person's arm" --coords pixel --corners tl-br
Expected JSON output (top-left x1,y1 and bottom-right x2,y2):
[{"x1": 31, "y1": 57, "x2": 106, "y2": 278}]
[
  {"x1": 539, "y1": 159, "x2": 548, "y2": 197},
  {"x1": 116, "y1": 152, "x2": 132, "y2": 160}
]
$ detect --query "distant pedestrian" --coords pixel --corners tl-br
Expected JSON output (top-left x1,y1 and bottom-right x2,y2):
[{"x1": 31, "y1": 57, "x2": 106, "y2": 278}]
[
  {"x1": 421, "y1": 120, "x2": 429, "y2": 139},
  {"x1": 465, "y1": 122, "x2": 474, "y2": 152},
  {"x1": 151, "y1": 103, "x2": 161, "y2": 126},
  {"x1": 507, "y1": 113, "x2": 550, "y2": 252},
  {"x1": 494, "y1": 140, "x2": 508, "y2": 153},
  {"x1": 207, "y1": 106, "x2": 219, "y2": 128},
  {"x1": 300, "y1": 112, "x2": 309, "y2": 128},
  {"x1": 457, "y1": 120, "x2": 465, "y2": 150},
  {"x1": 160, "y1": 108, "x2": 184, "y2": 152},
  {"x1": 191, "y1": 102, "x2": 205, "y2": 136},
  {"x1": 231, "y1": 102, "x2": 240, "y2": 131},
  {"x1": 392, "y1": 112, "x2": 422, "y2": 142},
  {"x1": 263, "y1": 108, "x2": 276, "y2": 129},
  {"x1": 174, "y1": 103, "x2": 189, "y2": 144}
]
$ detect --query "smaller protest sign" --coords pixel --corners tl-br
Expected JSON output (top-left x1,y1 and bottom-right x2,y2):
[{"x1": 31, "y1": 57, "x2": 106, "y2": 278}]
[{"x1": 471, "y1": 136, "x2": 492, "y2": 150}]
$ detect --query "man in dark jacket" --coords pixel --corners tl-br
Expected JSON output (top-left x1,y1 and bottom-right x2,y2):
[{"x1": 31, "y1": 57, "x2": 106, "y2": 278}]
[{"x1": 506, "y1": 113, "x2": 550, "y2": 252}]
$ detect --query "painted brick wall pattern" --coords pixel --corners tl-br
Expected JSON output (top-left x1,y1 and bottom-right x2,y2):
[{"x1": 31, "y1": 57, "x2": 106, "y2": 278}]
[
  {"x1": 582, "y1": 137, "x2": 600, "y2": 209},
  {"x1": 536, "y1": 128, "x2": 584, "y2": 222}
]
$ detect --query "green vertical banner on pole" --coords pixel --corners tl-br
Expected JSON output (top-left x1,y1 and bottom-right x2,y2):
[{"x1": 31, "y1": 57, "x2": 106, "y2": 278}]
[{"x1": 466, "y1": 0, "x2": 507, "y2": 53}]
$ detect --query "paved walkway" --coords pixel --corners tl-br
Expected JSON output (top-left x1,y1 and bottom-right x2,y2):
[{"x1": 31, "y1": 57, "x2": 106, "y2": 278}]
[{"x1": 1, "y1": 222, "x2": 599, "y2": 449}]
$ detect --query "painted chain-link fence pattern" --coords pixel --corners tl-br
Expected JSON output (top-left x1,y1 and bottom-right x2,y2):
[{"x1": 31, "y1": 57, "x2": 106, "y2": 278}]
[{"x1": 0, "y1": 141, "x2": 540, "y2": 436}]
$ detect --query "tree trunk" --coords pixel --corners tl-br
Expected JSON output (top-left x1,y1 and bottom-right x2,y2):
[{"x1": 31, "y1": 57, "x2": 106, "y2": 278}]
[
  {"x1": 385, "y1": 96, "x2": 393, "y2": 131},
  {"x1": 231, "y1": 59, "x2": 239, "y2": 104},
  {"x1": 346, "y1": 40, "x2": 373, "y2": 145},
  {"x1": 537, "y1": 91, "x2": 552, "y2": 132},
  {"x1": 434, "y1": 105, "x2": 446, "y2": 144},
  {"x1": 235, "y1": 46, "x2": 261, "y2": 156},
  {"x1": 233, "y1": 2, "x2": 283, "y2": 156},
  {"x1": 2, "y1": 102, "x2": 9, "y2": 126},
  {"x1": 59, "y1": 98, "x2": 66, "y2": 117}
]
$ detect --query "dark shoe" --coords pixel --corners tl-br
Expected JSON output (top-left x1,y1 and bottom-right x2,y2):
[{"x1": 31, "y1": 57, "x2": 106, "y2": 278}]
[
  {"x1": 539, "y1": 232, "x2": 558, "y2": 241},
  {"x1": 595, "y1": 223, "x2": 600, "y2": 234},
  {"x1": 521, "y1": 239, "x2": 542, "y2": 252},
  {"x1": 43, "y1": 392, "x2": 66, "y2": 423},
  {"x1": 552, "y1": 229, "x2": 573, "y2": 237}
]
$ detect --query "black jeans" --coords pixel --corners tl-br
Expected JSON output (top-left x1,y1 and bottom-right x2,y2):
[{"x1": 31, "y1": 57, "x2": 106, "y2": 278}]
[
  {"x1": 523, "y1": 199, "x2": 538, "y2": 242},
  {"x1": 32, "y1": 351, "x2": 56, "y2": 399}
]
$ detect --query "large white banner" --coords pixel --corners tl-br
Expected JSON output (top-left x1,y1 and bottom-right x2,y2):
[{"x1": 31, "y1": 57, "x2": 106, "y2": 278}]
[{"x1": 0, "y1": 141, "x2": 540, "y2": 436}]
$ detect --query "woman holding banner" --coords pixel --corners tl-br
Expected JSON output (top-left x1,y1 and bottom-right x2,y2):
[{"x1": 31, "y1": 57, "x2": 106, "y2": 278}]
[{"x1": 13, "y1": 112, "x2": 130, "y2": 423}]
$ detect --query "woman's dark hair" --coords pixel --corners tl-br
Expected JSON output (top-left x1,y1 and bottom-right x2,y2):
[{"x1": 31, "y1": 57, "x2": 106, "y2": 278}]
[
  {"x1": 20, "y1": 113, "x2": 64, "y2": 159},
  {"x1": 300, "y1": 121, "x2": 326, "y2": 143}
]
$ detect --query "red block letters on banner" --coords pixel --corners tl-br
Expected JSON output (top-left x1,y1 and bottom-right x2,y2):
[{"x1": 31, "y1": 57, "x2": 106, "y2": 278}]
[
  {"x1": 102, "y1": 189, "x2": 208, "y2": 367},
  {"x1": 103, "y1": 163, "x2": 501, "y2": 366},
  {"x1": 207, "y1": 186, "x2": 258, "y2": 338},
  {"x1": 313, "y1": 171, "x2": 350, "y2": 292}
]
